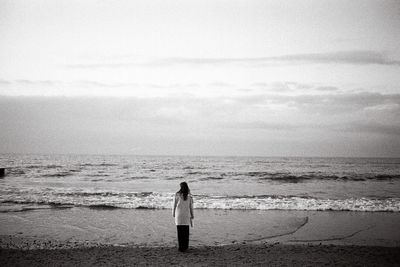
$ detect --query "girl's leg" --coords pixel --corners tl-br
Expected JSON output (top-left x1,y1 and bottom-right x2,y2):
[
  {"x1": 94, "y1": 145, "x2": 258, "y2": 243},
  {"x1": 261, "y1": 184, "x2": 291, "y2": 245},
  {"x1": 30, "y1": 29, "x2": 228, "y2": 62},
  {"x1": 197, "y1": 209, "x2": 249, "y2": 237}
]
[
  {"x1": 177, "y1": 225, "x2": 189, "y2": 252},
  {"x1": 177, "y1": 225, "x2": 184, "y2": 251},
  {"x1": 182, "y1": 225, "x2": 189, "y2": 251}
]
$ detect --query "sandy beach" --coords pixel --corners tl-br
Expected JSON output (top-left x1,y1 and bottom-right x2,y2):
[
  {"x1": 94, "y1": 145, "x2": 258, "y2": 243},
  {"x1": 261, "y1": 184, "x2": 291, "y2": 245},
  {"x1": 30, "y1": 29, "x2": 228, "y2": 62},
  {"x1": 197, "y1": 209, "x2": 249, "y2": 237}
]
[
  {"x1": 1, "y1": 208, "x2": 400, "y2": 266},
  {"x1": 1, "y1": 243, "x2": 400, "y2": 266}
]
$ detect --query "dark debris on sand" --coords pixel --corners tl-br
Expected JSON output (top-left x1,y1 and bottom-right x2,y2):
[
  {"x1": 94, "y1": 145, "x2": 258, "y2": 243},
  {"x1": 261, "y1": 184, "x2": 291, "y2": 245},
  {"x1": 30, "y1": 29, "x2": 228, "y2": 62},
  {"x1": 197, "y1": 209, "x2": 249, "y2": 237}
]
[{"x1": 1, "y1": 244, "x2": 400, "y2": 266}]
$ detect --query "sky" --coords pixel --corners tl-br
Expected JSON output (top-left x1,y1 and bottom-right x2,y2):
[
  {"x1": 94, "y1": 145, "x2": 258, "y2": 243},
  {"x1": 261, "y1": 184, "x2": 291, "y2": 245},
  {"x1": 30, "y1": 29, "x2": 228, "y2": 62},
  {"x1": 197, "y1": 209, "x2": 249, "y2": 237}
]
[{"x1": 0, "y1": 0, "x2": 400, "y2": 157}]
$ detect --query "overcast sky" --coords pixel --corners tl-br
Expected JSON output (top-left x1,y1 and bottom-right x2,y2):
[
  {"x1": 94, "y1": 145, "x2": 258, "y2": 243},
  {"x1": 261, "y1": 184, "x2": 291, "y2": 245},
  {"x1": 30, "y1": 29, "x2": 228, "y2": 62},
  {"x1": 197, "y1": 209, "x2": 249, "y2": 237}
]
[{"x1": 1, "y1": 0, "x2": 400, "y2": 156}]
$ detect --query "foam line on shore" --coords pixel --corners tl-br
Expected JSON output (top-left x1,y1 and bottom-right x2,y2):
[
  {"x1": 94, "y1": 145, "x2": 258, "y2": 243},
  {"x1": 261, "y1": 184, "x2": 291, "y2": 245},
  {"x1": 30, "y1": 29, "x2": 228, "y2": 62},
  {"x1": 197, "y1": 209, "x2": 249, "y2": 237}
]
[
  {"x1": 289, "y1": 225, "x2": 376, "y2": 243},
  {"x1": 245, "y1": 216, "x2": 309, "y2": 242},
  {"x1": 1, "y1": 209, "x2": 399, "y2": 248}
]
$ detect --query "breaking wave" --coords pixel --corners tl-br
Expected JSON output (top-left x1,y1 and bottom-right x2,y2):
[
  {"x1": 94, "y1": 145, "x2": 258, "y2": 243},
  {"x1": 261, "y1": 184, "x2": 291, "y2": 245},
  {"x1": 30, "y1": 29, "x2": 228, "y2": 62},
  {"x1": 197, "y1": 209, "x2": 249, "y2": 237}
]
[
  {"x1": 194, "y1": 172, "x2": 400, "y2": 182},
  {"x1": 1, "y1": 190, "x2": 399, "y2": 212}
]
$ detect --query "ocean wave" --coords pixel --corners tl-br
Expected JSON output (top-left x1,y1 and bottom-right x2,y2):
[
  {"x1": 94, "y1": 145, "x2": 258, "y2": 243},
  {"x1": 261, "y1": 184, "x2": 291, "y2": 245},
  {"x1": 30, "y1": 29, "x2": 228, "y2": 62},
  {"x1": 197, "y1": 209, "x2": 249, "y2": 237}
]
[
  {"x1": 373, "y1": 174, "x2": 400, "y2": 180},
  {"x1": 194, "y1": 196, "x2": 400, "y2": 212},
  {"x1": 25, "y1": 165, "x2": 41, "y2": 169},
  {"x1": 53, "y1": 191, "x2": 155, "y2": 197},
  {"x1": 42, "y1": 172, "x2": 74, "y2": 177},
  {"x1": 90, "y1": 178, "x2": 105, "y2": 182},
  {"x1": 183, "y1": 166, "x2": 207, "y2": 170},
  {"x1": 22, "y1": 164, "x2": 63, "y2": 169},
  {"x1": 86, "y1": 174, "x2": 111, "y2": 177},
  {"x1": 123, "y1": 176, "x2": 152, "y2": 180},
  {"x1": 243, "y1": 172, "x2": 400, "y2": 182},
  {"x1": 1, "y1": 191, "x2": 399, "y2": 212},
  {"x1": 4, "y1": 167, "x2": 399, "y2": 183},
  {"x1": 6, "y1": 168, "x2": 25, "y2": 175},
  {"x1": 198, "y1": 176, "x2": 224, "y2": 181},
  {"x1": 100, "y1": 163, "x2": 118, "y2": 167},
  {"x1": 164, "y1": 176, "x2": 183, "y2": 180},
  {"x1": 45, "y1": 164, "x2": 63, "y2": 169},
  {"x1": 88, "y1": 204, "x2": 120, "y2": 210},
  {"x1": 0, "y1": 201, "x2": 74, "y2": 213},
  {"x1": 78, "y1": 163, "x2": 118, "y2": 167},
  {"x1": 169, "y1": 170, "x2": 400, "y2": 182}
]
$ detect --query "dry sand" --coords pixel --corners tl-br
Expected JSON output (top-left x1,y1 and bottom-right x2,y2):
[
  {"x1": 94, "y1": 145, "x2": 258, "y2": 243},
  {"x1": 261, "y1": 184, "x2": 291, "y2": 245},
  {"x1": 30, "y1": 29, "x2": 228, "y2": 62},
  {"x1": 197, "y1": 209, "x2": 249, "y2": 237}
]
[{"x1": 1, "y1": 243, "x2": 400, "y2": 266}]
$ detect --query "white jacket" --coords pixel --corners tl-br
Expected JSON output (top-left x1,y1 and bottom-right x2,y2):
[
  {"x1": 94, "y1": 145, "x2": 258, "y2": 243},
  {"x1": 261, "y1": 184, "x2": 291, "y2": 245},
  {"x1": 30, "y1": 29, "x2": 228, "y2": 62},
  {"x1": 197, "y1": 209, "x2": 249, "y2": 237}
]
[{"x1": 173, "y1": 193, "x2": 194, "y2": 225}]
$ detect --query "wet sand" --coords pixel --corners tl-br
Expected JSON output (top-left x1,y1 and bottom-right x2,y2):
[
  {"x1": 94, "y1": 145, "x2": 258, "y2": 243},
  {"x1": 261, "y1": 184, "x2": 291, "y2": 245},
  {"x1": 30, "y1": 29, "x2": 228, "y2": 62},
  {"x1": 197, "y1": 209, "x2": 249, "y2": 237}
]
[
  {"x1": 1, "y1": 209, "x2": 399, "y2": 265},
  {"x1": 1, "y1": 208, "x2": 399, "y2": 248}
]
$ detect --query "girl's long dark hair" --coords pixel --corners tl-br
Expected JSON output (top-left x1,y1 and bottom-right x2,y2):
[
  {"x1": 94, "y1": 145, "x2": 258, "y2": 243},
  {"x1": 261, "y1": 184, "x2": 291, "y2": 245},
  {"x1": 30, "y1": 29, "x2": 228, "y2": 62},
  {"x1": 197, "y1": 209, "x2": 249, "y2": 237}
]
[{"x1": 178, "y1": 182, "x2": 190, "y2": 200}]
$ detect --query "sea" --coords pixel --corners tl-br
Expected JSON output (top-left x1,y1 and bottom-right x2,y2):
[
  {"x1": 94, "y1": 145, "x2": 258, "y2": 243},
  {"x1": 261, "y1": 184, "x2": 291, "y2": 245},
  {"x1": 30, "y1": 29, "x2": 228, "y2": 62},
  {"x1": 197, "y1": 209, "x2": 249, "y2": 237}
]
[{"x1": 1, "y1": 154, "x2": 399, "y2": 213}]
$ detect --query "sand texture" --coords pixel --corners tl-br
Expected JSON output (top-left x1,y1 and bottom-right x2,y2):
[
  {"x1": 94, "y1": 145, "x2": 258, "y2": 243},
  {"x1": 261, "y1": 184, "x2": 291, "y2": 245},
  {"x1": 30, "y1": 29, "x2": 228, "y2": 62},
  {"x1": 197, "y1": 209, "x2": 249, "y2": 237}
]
[
  {"x1": 1, "y1": 244, "x2": 400, "y2": 266},
  {"x1": 1, "y1": 209, "x2": 399, "y2": 266},
  {"x1": 1, "y1": 209, "x2": 400, "y2": 248}
]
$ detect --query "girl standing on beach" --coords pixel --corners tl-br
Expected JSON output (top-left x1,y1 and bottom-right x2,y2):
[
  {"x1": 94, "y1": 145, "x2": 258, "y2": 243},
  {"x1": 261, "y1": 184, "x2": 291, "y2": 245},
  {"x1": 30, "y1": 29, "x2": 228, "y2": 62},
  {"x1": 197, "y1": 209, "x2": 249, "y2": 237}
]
[{"x1": 172, "y1": 182, "x2": 194, "y2": 252}]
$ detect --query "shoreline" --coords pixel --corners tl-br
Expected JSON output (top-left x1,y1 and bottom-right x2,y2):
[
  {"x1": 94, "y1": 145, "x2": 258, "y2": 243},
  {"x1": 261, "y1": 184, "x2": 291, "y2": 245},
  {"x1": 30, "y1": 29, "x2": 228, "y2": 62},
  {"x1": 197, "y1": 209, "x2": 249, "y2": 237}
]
[
  {"x1": 1, "y1": 243, "x2": 400, "y2": 266},
  {"x1": 1, "y1": 208, "x2": 399, "y2": 265},
  {"x1": 1, "y1": 208, "x2": 399, "y2": 249},
  {"x1": 0, "y1": 208, "x2": 400, "y2": 249}
]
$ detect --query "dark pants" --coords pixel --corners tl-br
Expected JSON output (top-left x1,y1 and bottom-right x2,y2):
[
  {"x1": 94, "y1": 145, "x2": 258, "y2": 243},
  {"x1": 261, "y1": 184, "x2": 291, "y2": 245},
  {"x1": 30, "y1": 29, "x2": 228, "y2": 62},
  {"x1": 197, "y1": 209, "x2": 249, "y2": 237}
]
[{"x1": 177, "y1": 225, "x2": 190, "y2": 252}]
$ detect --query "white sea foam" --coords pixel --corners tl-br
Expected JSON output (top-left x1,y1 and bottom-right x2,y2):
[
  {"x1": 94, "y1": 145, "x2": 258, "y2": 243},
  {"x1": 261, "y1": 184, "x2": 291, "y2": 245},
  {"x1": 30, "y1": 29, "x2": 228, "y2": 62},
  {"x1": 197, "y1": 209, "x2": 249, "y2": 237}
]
[
  {"x1": 1, "y1": 188, "x2": 399, "y2": 212},
  {"x1": 194, "y1": 196, "x2": 400, "y2": 212}
]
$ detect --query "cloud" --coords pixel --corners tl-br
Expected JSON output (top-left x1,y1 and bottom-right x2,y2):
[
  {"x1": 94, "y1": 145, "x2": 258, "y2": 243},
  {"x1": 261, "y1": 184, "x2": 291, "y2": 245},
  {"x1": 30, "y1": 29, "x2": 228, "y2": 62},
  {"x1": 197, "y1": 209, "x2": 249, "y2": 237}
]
[
  {"x1": 1, "y1": 79, "x2": 133, "y2": 88},
  {"x1": 65, "y1": 50, "x2": 400, "y2": 69},
  {"x1": 14, "y1": 79, "x2": 57, "y2": 86},
  {"x1": 225, "y1": 121, "x2": 400, "y2": 137},
  {"x1": 265, "y1": 92, "x2": 400, "y2": 114},
  {"x1": 340, "y1": 122, "x2": 400, "y2": 136},
  {"x1": 161, "y1": 51, "x2": 400, "y2": 66},
  {"x1": 224, "y1": 121, "x2": 303, "y2": 131},
  {"x1": 2, "y1": 80, "x2": 399, "y2": 115},
  {"x1": 0, "y1": 79, "x2": 206, "y2": 96},
  {"x1": 0, "y1": 79, "x2": 12, "y2": 85},
  {"x1": 274, "y1": 51, "x2": 400, "y2": 66},
  {"x1": 1, "y1": 94, "x2": 399, "y2": 156},
  {"x1": 314, "y1": 86, "x2": 339, "y2": 92},
  {"x1": 208, "y1": 82, "x2": 234, "y2": 87}
]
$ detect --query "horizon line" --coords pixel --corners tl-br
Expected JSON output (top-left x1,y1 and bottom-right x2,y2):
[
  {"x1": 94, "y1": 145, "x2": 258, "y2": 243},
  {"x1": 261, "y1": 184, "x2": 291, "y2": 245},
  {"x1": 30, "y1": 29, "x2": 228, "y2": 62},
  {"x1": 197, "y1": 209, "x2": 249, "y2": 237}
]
[{"x1": 1, "y1": 152, "x2": 399, "y2": 159}]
